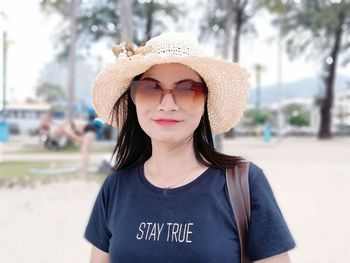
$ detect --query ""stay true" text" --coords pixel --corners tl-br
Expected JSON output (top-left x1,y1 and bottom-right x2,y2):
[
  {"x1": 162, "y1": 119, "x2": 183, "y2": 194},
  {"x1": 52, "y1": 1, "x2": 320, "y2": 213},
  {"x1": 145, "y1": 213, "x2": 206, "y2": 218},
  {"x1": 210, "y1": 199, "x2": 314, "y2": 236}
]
[{"x1": 136, "y1": 222, "x2": 194, "y2": 243}]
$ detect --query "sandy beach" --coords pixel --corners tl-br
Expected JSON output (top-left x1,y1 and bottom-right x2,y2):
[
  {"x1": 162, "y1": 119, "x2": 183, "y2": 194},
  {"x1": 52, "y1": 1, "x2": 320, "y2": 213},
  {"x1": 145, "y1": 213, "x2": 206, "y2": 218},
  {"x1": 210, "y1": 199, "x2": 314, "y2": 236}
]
[
  {"x1": 0, "y1": 179, "x2": 100, "y2": 262},
  {"x1": 1, "y1": 137, "x2": 349, "y2": 262},
  {"x1": 224, "y1": 137, "x2": 350, "y2": 262}
]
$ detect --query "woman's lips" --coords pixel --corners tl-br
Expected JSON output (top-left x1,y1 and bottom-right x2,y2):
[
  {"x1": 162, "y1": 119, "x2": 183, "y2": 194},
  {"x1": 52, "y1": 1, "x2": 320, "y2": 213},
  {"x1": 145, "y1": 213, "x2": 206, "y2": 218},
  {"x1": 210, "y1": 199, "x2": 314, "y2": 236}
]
[{"x1": 154, "y1": 119, "x2": 181, "y2": 126}]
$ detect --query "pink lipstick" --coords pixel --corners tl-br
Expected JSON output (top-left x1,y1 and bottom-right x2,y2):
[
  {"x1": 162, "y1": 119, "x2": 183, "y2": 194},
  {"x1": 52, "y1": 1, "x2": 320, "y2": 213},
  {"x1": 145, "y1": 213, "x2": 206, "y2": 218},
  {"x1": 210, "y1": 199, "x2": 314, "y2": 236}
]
[{"x1": 154, "y1": 119, "x2": 181, "y2": 126}]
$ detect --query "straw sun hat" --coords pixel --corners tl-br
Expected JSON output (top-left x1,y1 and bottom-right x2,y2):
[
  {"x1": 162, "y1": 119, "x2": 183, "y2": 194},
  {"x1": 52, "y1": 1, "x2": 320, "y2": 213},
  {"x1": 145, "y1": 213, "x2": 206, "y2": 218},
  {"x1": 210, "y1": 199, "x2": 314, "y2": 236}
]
[{"x1": 92, "y1": 32, "x2": 250, "y2": 134}]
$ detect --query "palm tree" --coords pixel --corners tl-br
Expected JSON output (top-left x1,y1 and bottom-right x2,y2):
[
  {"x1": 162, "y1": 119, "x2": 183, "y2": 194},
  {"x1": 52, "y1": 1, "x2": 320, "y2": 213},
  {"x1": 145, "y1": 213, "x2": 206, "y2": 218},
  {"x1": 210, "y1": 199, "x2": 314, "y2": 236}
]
[
  {"x1": 40, "y1": 0, "x2": 185, "y2": 54},
  {"x1": 40, "y1": 0, "x2": 185, "y2": 120},
  {"x1": 264, "y1": 0, "x2": 350, "y2": 139},
  {"x1": 200, "y1": 0, "x2": 262, "y2": 61},
  {"x1": 134, "y1": 0, "x2": 184, "y2": 42},
  {"x1": 200, "y1": 0, "x2": 263, "y2": 138}
]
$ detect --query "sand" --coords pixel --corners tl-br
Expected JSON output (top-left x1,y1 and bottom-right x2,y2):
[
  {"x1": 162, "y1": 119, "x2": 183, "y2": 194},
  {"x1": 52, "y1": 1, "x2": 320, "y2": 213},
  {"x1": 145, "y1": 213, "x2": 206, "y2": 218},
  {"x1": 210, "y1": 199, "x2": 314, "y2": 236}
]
[
  {"x1": 0, "y1": 179, "x2": 101, "y2": 262},
  {"x1": 1, "y1": 137, "x2": 349, "y2": 262}
]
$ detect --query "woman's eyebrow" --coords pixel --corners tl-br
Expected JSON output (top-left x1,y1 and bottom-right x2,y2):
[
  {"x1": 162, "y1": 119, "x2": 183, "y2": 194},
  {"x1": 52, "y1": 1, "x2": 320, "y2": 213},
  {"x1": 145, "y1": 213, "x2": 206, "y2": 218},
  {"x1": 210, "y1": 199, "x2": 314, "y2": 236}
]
[
  {"x1": 176, "y1": 79, "x2": 198, "y2": 84},
  {"x1": 140, "y1": 77, "x2": 198, "y2": 84},
  {"x1": 140, "y1": 77, "x2": 160, "y2": 82}
]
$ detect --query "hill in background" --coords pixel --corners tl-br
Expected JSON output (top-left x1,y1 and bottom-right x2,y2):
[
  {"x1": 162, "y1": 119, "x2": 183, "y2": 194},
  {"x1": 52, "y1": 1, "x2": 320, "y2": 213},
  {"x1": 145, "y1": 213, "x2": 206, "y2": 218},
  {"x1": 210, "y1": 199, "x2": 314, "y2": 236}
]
[{"x1": 248, "y1": 75, "x2": 349, "y2": 106}]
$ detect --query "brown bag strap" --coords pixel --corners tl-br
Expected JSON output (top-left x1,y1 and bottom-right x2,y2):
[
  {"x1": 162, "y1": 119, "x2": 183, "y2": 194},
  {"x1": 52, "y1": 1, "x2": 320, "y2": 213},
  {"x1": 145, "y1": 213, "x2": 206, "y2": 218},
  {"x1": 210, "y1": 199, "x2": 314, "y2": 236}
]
[{"x1": 226, "y1": 162, "x2": 251, "y2": 263}]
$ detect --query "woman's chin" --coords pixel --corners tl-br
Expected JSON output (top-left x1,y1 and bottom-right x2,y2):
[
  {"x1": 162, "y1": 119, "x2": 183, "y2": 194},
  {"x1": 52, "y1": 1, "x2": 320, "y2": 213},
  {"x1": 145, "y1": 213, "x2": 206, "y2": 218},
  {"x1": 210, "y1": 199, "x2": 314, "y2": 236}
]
[
  {"x1": 149, "y1": 132, "x2": 192, "y2": 146},
  {"x1": 142, "y1": 124, "x2": 195, "y2": 145},
  {"x1": 151, "y1": 135, "x2": 182, "y2": 144}
]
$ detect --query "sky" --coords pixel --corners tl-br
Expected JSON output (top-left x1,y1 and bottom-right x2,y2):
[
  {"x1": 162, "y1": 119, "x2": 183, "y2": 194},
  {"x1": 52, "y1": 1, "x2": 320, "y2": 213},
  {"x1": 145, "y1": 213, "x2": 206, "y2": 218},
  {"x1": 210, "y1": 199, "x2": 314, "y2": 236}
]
[
  {"x1": 0, "y1": 0, "x2": 349, "y2": 104},
  {"x1": 0, "y1": 0, "x2": 60, "y2": 103}
]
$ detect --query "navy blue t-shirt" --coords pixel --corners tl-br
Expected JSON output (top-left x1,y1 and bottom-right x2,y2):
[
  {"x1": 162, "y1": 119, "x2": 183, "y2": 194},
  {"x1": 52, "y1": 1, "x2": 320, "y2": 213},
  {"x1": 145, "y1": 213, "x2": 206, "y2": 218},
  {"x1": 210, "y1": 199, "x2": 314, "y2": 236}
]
[{"x1": 84, "y1": 162, "x2": 295, "y2": 262}]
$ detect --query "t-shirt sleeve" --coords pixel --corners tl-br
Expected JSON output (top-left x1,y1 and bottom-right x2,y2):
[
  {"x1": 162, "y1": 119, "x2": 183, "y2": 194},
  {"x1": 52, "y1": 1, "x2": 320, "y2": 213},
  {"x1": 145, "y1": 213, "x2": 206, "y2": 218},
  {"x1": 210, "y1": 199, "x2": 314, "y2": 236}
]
[
  {"x1": 84, "y1": 176, "x2": 113, "y2": 253},
  {"x1": 247, "y1": 163, "x2": 296, "y2": 261}
]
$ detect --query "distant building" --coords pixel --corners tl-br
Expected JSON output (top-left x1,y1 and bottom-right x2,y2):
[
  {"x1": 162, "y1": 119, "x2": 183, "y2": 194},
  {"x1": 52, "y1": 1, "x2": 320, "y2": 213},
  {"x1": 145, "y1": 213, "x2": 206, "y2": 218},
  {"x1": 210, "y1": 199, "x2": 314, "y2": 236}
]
[
  {"x1": 38, "y1": 58, "x2": 99, "y2": 109},
  {"x1": 4, "y1": 102, "x2": 64, "y2": 135},
  {"x1": 333, "y1": 89, "x2": 350, "y2": 127}
]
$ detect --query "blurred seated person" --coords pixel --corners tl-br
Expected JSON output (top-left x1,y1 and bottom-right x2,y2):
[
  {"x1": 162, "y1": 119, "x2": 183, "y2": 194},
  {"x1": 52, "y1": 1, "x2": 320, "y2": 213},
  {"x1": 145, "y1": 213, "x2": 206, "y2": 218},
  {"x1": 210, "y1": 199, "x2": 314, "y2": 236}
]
[
  {"x1": 39, "y1": 109, "x2": 104, "y2": 176},
  {"x1": 38, "y1": 111, "x2": 53, "y2": 136}
]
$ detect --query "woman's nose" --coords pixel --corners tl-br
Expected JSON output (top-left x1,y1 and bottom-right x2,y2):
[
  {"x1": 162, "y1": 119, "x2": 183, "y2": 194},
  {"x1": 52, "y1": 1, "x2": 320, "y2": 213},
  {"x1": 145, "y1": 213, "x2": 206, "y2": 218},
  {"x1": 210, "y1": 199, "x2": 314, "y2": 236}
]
[{"x1": 157, "y1": 90, "x2": 179, "y2": 111}]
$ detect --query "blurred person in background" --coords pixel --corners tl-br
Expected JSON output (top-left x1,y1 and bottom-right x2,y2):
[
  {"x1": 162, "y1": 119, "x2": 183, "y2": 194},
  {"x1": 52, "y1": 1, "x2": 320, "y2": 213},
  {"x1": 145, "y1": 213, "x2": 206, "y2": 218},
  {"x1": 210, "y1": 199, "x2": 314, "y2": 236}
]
[
  {"x1": 37, "y1": 111, "x2": 69, "y2": 149},
  {"x1": 37, "y1": 108, "x2": 104, "y2": 176}
]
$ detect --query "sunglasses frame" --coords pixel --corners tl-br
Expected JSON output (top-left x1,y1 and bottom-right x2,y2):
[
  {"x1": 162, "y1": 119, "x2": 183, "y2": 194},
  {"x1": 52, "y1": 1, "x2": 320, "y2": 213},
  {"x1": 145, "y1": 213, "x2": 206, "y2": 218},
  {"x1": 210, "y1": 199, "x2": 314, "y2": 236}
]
[{"x1": 129, "y1": 79, "x2": 207, "y2": 106}]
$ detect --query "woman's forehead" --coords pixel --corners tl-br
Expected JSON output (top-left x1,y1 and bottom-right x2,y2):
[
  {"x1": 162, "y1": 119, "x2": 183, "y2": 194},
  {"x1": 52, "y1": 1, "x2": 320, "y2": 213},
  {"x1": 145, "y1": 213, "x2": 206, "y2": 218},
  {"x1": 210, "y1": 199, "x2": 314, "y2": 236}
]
[{"x1": 142, "y1": 63, "x2": 201, "y2": 81}]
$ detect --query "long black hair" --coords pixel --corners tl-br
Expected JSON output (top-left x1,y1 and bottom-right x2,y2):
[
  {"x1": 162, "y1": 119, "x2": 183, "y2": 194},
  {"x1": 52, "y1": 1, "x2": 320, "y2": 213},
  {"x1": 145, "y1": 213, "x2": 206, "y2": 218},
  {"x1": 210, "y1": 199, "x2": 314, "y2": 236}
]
[{"x1": 109, "y1": 75, "x2": 243, "y2": 171}]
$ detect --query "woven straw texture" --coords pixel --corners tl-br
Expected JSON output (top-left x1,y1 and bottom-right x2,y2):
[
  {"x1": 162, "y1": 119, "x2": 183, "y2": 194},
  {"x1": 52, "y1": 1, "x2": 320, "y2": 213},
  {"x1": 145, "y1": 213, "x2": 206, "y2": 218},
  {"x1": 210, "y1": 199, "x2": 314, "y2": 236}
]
[{"x1": 92, "y1": 33, "x2": 251, "y2": 134}]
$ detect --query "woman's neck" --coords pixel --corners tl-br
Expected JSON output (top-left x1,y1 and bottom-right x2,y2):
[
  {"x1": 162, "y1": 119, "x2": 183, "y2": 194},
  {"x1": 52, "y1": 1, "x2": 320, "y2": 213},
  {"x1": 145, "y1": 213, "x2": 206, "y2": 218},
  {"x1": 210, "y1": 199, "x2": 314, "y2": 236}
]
[{"x1": 145, "y1": 138, "x2": 207, "y2": 188}]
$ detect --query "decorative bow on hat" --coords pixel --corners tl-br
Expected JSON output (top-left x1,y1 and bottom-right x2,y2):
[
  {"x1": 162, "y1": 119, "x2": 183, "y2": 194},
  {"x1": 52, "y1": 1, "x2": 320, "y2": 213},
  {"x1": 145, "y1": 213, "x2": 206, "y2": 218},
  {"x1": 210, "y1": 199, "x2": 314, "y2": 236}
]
[{"x1": 112, "y1": 41, "x2": 152, "y2": 59}]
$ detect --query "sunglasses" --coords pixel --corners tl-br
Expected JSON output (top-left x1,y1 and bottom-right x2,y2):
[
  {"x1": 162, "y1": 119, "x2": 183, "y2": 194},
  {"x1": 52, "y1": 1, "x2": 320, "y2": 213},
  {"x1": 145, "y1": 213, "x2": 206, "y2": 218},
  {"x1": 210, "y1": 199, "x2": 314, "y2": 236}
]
[{"x1": 129, "y1": 79, "x2": 206, "y2": 108}]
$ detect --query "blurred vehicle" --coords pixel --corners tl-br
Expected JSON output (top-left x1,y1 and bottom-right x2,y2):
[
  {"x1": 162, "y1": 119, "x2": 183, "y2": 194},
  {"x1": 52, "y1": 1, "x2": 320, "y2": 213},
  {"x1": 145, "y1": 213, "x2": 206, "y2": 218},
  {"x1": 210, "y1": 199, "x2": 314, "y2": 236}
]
[
  {"x1": 333, "y1": 124, "x2": 350, "y2": 136},
  {"x1": 281, "y1": 126, "x2": 317, "y2": 137},
  {"x1": 234, "y1": 126, "x2": 257, "y2": 136}
]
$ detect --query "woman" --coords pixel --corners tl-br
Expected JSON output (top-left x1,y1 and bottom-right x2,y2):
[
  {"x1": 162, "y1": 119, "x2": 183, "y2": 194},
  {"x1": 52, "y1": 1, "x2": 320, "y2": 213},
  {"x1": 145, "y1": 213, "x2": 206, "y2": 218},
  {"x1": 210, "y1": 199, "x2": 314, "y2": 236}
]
[{"x1": 84, "y1": 33, "x2": 295, "y2": 262}]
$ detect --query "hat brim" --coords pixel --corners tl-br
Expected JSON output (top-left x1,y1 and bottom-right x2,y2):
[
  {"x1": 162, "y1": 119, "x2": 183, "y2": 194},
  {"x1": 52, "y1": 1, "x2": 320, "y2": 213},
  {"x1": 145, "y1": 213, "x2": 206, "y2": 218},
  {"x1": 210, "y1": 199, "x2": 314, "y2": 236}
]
[{"x1": 92, "y1": 54, "x2": 250, "y2": 134}]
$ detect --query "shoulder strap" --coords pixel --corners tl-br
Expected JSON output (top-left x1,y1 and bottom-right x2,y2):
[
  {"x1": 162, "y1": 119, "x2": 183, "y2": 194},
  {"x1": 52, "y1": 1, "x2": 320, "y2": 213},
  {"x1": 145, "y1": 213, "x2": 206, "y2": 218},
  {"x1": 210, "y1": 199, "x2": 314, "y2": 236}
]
[{"x1": 226, "y1": 161, "x2": 251, "y2": 263}]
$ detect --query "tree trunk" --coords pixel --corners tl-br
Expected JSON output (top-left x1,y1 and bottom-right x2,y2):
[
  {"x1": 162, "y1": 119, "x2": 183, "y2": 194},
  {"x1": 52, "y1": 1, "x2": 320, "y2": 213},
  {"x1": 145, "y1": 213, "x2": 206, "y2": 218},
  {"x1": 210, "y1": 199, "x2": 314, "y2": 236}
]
[
  {"x1": 67, "y1": 0, "x2": 77, "y2": 121},
  {"x1": 119, "y1": 0, "x2": 133, "y2": 42},
  {"x1": 318, "y1": 12, "x2": 344, "y2": 139},
  {"x1": 232, "y1": 8, "x2": 242, "y2": 63},
  {"x1": 223, "y1": 0, "x2": 234, "y2": 59},
  {"x1": 225, "y1": 1, "x2": 243, "y2": 138},
  {"x1": 145, "y1": 1, "x2": 154, "y2": 41},
  {"x1": 2, "y1": 31, "x2": 8, "y2": 118}
]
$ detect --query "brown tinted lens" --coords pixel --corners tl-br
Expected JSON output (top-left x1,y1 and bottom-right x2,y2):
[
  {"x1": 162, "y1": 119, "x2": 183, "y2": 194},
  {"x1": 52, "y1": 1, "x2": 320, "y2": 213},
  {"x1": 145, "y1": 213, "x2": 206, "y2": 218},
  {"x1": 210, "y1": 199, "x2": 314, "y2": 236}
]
[
  {"x1": 130, "y1": 80, "x2": 161, "y2": 104},
  {"x1": 174, "y1": 81, "x2": 205, "y2": 107}
]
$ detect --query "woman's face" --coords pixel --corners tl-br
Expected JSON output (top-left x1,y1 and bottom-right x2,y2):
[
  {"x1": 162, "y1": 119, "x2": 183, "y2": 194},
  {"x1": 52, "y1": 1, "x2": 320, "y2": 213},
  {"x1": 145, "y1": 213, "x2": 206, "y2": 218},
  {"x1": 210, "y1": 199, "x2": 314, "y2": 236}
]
[{"x1": 132, "y1": 63, "x2": 206, "y2": 145}]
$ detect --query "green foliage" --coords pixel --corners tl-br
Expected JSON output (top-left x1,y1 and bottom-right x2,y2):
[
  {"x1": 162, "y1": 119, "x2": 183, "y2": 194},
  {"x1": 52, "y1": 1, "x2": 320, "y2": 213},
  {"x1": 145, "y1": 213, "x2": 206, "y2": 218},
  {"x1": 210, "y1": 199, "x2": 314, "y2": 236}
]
[
  {"x1": 40, "y1": 0, "x2": 71, "y2": 17},
  {"x1": 35, "y1": 82, "x2": 66, "y2": 103},
  {"x1": 260, "y1": 0, "x2": 289, "y2": 14},
  {"x1": 265, "y1": 0, "x2": 350, "y2": 61},
  {"x1": 133, "y1": 0, "x2": 183, "y2": 41},
  {"x1": 264, "y1": 0, "x2": 350, "y2": 138},
  {"x1": 283, "y1": 103, "x2": 310, "y2": 127},
  {"x1": 282, "y1": 102, "x2": 303, "y2": 116},
  {"x1": 199, "y1": 0, "x2": 226, "y2": 39},
  {"x1": 245, "y1": 108, "x2": 270, "y2": 125},
  {"x1": 0, "y1": 161, "x2": 107, "y2": 188},
  {"x1": 254, "y1": 111, "x2": 269, "y2": 124},
  {"x1": 199, "y1": 0, "x2": 262, "y2": 44},
  {"x1": 40, "y1": 0, "x2": 185, "y2": 58},
  {"x1": 288, "y1": 114, "x2": 310, "y2": 127}
]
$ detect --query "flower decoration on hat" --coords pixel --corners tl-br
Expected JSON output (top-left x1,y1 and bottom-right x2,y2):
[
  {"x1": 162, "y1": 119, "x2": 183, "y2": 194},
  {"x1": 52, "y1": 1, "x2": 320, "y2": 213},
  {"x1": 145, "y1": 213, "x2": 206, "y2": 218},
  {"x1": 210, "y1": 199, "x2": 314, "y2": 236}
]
[{"x1": 112, "y1": 41, "x2": 152, "y2": 59}]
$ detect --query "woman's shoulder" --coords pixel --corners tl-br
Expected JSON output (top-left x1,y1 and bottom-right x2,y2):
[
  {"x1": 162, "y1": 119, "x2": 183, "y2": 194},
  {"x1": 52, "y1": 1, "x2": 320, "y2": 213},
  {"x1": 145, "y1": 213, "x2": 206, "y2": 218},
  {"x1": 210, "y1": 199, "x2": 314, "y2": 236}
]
[
  {"x1": 227, "y1": 160, "x2": 269, "y2": 190},
  {"x1": 223, "y1": 160, "x2": 264, "y2": 179},
  {"x1": 211, "y1": 160, "x2": 263, "y2": 176},
  {"x1": 246, "y1": 161, "x2": 271, "y2": 187},
  {"x1": 213, "y1": 160, "x2": 266, "y2": 188},
  {"x1": 247, "y1": 161, "x2": 264, "y2": 177},
  {"x1": 101, "y1": 164, "x2": 140, "y2": 189}
]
